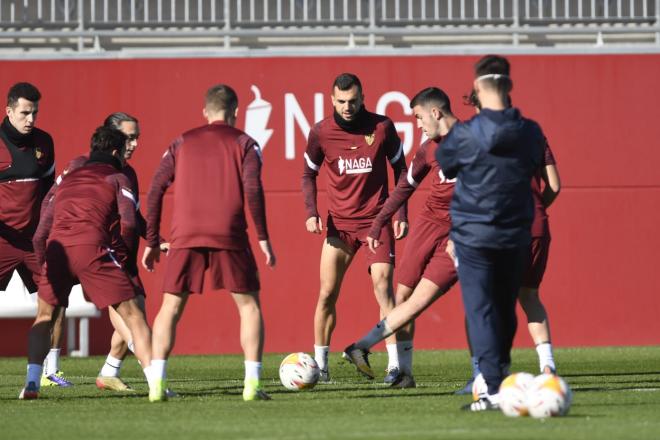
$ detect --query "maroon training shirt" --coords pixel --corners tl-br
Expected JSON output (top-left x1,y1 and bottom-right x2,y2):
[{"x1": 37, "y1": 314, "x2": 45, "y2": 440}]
[
  {"x1": 531, "y1": 141, "x2": 557, "y2": 237},
  {"x1": 302, "y1": 111, "x2": 408, "y2": 228},
  {"x1": 369, "y1": 138, "x2": 454, "y2": 239},
  {"x1": 33, "y1": 158, "x2": 137, "y2": 265},
  {"x1": 146, "y1": 121, "x2": 268, "y2": 250},
  {"x1": 45, "y1": 155, "x2": 146, "y2": 271},
  {"x1": 0, "y1": 120, "x2": 55, "y2": 243}
]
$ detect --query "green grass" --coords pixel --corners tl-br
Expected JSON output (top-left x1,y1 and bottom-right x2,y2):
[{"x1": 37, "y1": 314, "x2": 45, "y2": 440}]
[{"x1": 1, "y1": 346, "x2": 660, "y2": 440}]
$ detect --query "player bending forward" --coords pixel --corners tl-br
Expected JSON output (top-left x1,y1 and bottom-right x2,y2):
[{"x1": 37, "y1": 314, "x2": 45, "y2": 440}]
[
  {"x1": 343, "y1": 87, "x2": 458, "y2": 388},
  {"x1": 19, "y1": 127, "x2": 155, "y2": 400},
  {"x1": 143, "y1": 84, "x2": 275, "y2": 402}
]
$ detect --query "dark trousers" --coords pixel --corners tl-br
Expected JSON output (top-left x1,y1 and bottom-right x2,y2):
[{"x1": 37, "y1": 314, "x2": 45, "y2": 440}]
[{"x1": 454, "y1": 242, "x2": 528, "y2": 395}]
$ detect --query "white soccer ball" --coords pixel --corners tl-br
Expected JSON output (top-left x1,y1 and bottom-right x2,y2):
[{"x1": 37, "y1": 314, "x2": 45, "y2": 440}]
[
  {"x1": 498, "y1": 372, "x2": 535, "y2": 417},
  {"x1": 527, "y1": 373, "x2": 572, "y2": 418},
  {"x1": 279, "y1": 352, "x2": 320, "y2": 391}
]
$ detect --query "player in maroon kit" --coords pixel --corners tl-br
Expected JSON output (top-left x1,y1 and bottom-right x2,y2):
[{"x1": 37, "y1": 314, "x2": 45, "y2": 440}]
[
  {"x1": 143, "y1": 84, "x2": 275, "y2": 402},
  {"x1": 302, "y1": 73, "x2": 408, "y2": 382},
  {"x1": 19, "y1": 126, "x2": 154, "y2": 400},
  {"x1": 343, "y1": 87, "x2": 458, "y2": 388},
  {"x1": 0, "y1": 82, "x2": 71, "y2": 388}
]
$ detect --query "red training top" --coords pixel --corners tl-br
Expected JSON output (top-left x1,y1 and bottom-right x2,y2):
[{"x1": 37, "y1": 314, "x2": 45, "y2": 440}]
[
  {"x1": 146, "y1": 121, "x2": 268, "y2": 250},
  {"x1": 531, "y1": 141, "x2": 557, "y2": 238},
  {"x1": 302, "y1": 111, "x2": 408, "y2": 228},
  {"x1": 369, "y1": 138, "x2": 454, "y2": 239},
  {"x1": 33, "y1": 158, "x2": 137, "y2": 265}
]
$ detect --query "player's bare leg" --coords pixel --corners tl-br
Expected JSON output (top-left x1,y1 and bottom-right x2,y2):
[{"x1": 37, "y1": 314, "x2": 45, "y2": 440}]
[
  {"x1": 21, "y1": 299, "x2": 61, "y2": 399},
  {"x1": 313, "y1": 237, "x2": 353, "y2": 380},
  {"x1": 232, "y1": 290, "x2": 269, "y2": 401},
  {"x1": 97, "y1": 295, "x2": 146, "y2": 391},
  {"x1": 518, "y1": 286, "x2": 555, "y2": 373},
  {"x1": 149, "y1": 292, "x2": 189, "y2": 401},
  {"x1": 41, "y1": 306, "x2": 73, "y2": 387},
  {"x1": 369, "y1": 262, "x2": 399, "y2": 381}
]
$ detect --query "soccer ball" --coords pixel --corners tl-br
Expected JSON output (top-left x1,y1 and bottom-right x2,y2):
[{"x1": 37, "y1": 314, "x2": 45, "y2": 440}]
[
  {"x1": 527, "y1": 373, "x2": 572, "y2": 418},
  {"x1": 498, "y1": 372, "x2": 535, "y2": 417},
  {"x1": 279, "y1": 352, "x2": 320, "y2": 391}
]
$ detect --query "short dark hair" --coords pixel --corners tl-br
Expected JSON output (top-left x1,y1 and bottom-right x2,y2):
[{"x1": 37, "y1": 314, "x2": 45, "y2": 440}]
[
  {"x1": 7, "y1": 82, "x2": 41, "y2": 108},
  {"x1": 90, "y1": 126, "x2": 127, "y2": 155},
  {"x1": 205, "y1": 84, "x2": 238, "y2": 115},
  {"x1": 332, "y1": 73, "x2": 362, "y2": 95},
  {"x1": 474, "y1": 55, "x2": 513, "y2": 105},
  {"x1": 410, "y1": 87, "x2": 452, "y2": 114},
  {"x1": 104, "y1": 112, "x2": 138, "y2": 130}
]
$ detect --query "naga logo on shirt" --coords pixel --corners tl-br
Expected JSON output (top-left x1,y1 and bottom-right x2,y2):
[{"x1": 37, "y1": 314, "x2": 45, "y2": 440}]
[{"x1": 338, "y1": 156, "x2": 373, "y2": 175}]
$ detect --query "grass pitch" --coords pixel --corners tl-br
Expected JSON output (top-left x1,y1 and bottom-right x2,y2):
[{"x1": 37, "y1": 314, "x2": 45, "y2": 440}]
[{"x1": 1, "y1": 346, "x2": 659, "y2": 440}]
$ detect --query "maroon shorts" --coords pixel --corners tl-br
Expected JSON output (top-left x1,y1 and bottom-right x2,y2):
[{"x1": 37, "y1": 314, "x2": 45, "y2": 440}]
[
  {"x1": 38, "y1": 243, "x2": 137, "y2": 309},
  {"x1": 521, "y1": 235, "x2": 551, "y2": 289},
  {"x1": 0, "y1": 236, "x2": 40, "y2": 292},
  {"x1": 397, "y1": 217, "x2": 457, "y2": 292},
  {"x1": 163, "y1": 247, "x2": 260, "y2": 294},
  {"x1": 326, "y1": 215, "x2": 395, "y2": 267}
]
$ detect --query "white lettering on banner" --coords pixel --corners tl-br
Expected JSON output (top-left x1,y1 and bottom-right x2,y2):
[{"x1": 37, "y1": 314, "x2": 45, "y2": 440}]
[
  {"x1": 438, "y1": 169, "x2": 457, "y2": 184},
  {"x1": 284, "y1": 93, "x2": 324, "y2": 160},
  {"x1": 376, "y1": 91, "x2": 414, "y2": 156}
]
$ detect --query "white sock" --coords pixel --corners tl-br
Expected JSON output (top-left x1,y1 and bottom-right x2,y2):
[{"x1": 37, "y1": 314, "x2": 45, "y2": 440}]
[
  {"x1": 127, "y1": 341, "x2": 135, "y2": 354},
  {"x1": 397, "y1": 341, "x2": 414, "y2": 375},
  {"x1": 244, "y1": 361, "x2": 262, "y2": 381},
  {"x1": 44, "y1": 349, "x2": 60, "y2": 376},
  {"x1": 314, "y1": 345, "x2": 329, "y2": 370},
  {"x1": 386, "y1": 343, "x2": 399, "y2": 370},
  {"x1": 355, "y1": 319, "x2": 394, "y2": 350},
  {"x1": 150, "y1": 359, "x2": 167, "y2": 380},
  {"x1": 99, "y1": 355, "x2": 123, "y2": 377},
  {"x1": 142, "y1": 365, "x2": 155, "y2": 388},
  {"x1": 26, "y1": 364, "x2": 43, "y2": 388},
  {"x1": 536, "y1": 342, "x2": 556, "y2": 372}
]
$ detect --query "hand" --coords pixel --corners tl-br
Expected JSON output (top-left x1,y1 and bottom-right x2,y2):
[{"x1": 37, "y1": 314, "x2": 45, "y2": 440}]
[
  {"x1": 445, "y1": 239, "x2": 456, "y2": 265},
  {"x1": 305, "y1": 216, "x2": 323, "y2": 234},
  {"x1": 141, "y1": 246, "x2": 160, "y2": 272},
  {"x1": 366, "y1": 236, "x2": 380, "y2": 254},
  {"x1": 159, "y1": 242, "x2": 170, "y2": 254},
  {"x1": 394, "y1": 220, "x2": 409, "y2": 240},
  {"x1": 259, "y1": 240, "x2": 276, "y2": 267}
]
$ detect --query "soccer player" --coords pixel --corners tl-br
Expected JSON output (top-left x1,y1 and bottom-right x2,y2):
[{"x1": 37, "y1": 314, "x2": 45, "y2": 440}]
[
  {"x1": 0, "y1": 82, "x2": 71, "y2": 387},
  {"x1": 19, "y1": 126, "x2": 154, "y2": 400},
  {"x1": 436, "y1": 55, "x2": 545, "y2": 411},
  {"x1": 302, "y1": 73, "x2": 408, "y2": 383},
  {"x1": 343, "y1": 87, "x2": 458, "y2": 388},
  {"x1": 44, "y1": 112, "x2": 149, "y2": 391},
  {"x1": 143, "y1": 84, "x2": 275, "y2": 402}
]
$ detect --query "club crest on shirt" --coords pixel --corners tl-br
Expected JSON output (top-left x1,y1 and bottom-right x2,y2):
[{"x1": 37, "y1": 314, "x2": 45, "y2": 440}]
[
  {"x1": 364, "y1": 132, "x2": 376, "y2": 146},
  {"x1": 34, "y1": 147, "x2": 43, "y2": 160}
]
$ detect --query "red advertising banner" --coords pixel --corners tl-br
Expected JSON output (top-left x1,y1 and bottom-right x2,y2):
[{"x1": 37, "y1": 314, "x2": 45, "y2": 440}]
[{"x1": 0, "y1": 54, "x2": 659, "y2": 356}]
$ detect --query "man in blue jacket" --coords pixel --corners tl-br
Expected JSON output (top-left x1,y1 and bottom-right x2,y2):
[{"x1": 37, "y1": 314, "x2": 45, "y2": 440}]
[{"x1": 436, "y1": 55, "x2": 545, "y2": 411}]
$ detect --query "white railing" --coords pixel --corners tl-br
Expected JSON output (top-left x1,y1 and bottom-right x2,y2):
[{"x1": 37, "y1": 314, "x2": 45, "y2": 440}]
[{"x1": 0, "y1": 0, "x2": 658, "y2": 51}]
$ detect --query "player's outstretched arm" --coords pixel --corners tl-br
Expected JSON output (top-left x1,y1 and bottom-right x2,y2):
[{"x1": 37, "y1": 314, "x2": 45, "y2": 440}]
[{"x1": 258, "y1": 239, "x2": 276, "y2": 267}]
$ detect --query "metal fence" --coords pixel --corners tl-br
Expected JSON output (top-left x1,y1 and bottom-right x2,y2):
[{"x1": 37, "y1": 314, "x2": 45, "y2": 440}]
[{"x1": 0, "y1": 0, "x2": 658, "y2": 52}]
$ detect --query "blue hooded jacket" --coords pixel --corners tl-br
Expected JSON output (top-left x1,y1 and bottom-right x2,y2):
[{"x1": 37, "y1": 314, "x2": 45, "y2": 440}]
[{"x1": 436, "y1": 107, "x2": 544, "y2": 249}]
